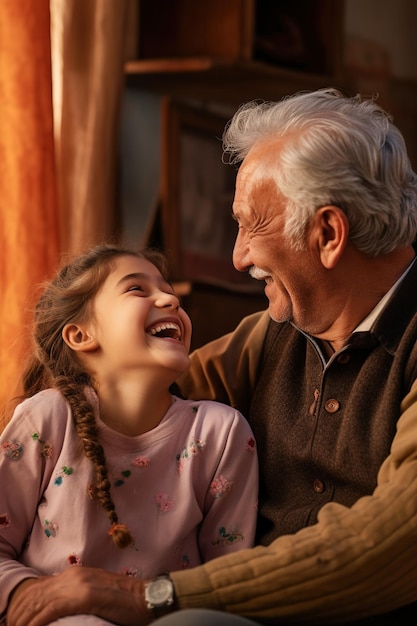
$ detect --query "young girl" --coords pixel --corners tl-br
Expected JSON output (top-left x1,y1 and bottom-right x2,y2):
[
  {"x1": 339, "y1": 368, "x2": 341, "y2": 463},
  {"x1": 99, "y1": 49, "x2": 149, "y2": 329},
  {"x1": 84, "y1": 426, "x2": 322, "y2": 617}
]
[{"x1": 0, "y1": 244, "x2": 258, "y2": 626}]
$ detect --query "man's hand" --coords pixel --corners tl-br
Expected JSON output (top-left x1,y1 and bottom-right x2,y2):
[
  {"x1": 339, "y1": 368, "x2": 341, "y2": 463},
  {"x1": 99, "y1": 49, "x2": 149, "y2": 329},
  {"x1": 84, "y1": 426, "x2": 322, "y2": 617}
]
[{"x1": 6, "y1": 567, "x2": 152, "y2": 626}]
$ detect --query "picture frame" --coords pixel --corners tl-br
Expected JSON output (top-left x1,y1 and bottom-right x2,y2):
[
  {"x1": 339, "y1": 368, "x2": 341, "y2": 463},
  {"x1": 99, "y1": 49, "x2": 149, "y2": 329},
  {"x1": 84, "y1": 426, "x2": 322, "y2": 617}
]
[{"x1": 160, "y1": 99, "x2": 262, "y2": 292}]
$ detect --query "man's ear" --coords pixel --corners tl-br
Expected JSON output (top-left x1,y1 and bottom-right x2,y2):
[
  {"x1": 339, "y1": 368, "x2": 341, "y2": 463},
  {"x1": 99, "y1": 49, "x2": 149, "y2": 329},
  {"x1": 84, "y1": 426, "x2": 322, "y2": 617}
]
[
  {"x1": 313, "y1": 205, "x2": 349, "y2": 269},
  {"x1": 62, "y1": 323, "x2": 99, "y2": 352}
]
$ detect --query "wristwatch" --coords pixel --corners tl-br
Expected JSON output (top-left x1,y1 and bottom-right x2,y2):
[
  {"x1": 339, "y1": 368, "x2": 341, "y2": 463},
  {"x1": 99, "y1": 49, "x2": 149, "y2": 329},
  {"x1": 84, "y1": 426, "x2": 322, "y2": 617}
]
[{"x1": 144, "y1": 575, "x2": 175, "y2": 615}]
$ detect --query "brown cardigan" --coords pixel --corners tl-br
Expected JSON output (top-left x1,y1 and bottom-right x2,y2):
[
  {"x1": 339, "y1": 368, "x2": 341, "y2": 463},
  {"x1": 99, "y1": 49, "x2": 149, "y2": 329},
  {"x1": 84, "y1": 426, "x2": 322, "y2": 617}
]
[{"x1": 173, "y1": 261, "x2": 417, "y2": 625}]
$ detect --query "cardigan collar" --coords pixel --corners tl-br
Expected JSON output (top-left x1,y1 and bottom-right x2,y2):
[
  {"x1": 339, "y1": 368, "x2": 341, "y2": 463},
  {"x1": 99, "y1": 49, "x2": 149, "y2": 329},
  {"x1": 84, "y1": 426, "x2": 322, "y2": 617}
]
[
  {"x1": 297, "y1": 256, "x2": 417, "y2": 358},
  {"x1": 360, "y1": 256, "x2": 417, "y2": 355}
]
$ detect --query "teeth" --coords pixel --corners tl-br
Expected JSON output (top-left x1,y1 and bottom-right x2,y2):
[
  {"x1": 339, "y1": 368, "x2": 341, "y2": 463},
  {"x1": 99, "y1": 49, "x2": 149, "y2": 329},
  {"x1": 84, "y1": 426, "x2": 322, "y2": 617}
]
[{"x1": 148, "y1": 322, "x2": 180, "y2": 338}]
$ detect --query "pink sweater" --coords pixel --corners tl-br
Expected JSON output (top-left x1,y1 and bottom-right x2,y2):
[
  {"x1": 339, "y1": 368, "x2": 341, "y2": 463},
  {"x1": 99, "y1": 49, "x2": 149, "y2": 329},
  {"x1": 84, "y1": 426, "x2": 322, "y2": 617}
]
[{"x1": 0, "y1": 389, "x2": 258, "y2": 619}]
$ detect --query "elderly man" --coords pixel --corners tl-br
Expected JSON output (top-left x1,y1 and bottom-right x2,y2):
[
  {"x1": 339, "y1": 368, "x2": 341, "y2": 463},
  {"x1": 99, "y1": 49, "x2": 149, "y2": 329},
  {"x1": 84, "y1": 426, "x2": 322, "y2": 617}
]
[{"x1": 7, "y1": 88, "x2": 417, "y2": 626}]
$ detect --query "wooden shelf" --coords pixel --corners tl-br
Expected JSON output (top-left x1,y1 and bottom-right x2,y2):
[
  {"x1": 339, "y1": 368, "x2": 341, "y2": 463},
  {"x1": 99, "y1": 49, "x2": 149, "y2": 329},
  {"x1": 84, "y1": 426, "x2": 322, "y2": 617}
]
[
  {"x1": 126, "y1": 57, "x2": 217, "y2": 74},
  {"x1": 124, "y1": 57, "x2": 348, "y2": 104},
  {"x1": 124, "y1": 1, "x2": 347, "y2": 103}
]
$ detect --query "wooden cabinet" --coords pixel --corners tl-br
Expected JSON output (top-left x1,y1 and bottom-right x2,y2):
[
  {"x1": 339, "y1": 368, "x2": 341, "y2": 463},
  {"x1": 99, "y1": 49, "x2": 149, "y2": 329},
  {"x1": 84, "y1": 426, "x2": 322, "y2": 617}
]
[
  {"x1": 137, "y1": 0, "x2": 255, "y2": 62},
  {"x1": 125, "y1": 0, "x2": 347, "y2": 104}
]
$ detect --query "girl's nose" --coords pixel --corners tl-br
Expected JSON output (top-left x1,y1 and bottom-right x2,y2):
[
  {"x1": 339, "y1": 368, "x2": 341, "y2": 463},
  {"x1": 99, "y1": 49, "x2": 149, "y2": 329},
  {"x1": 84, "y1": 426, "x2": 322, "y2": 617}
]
[{"x1": 154, "y1": 290, "x2": 180, "y2": 310}]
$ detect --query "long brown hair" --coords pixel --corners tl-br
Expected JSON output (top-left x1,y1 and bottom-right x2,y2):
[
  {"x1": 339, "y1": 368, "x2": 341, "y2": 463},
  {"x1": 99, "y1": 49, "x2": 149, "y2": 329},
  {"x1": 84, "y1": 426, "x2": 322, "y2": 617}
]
[{"x1": 21, "y1": 243, "x2": 169, "y2": 549}]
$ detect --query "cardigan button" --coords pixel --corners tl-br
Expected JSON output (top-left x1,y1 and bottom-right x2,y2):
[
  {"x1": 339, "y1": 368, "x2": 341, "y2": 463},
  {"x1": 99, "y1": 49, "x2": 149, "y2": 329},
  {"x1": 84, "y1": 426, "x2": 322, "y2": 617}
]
[
  {"x1": 337, "y1": 353, "x2": 350, "y2": 365},
  {"x1": 313, "y1": 479, "x2": 325, "y2": 493},
  {"x1": 325, "y1": 399, "x2": 340, "y2": 413}
]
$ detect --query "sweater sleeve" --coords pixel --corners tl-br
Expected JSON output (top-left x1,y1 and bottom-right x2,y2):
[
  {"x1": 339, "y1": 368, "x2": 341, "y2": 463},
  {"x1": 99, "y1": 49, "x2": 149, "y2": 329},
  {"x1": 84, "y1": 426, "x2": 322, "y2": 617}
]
[
  {"x1": 177, "y1": 310, "x2": 270, "y2": 412},
  {"x1": 0, "y1": 391, "x2": 68, "y2": 618},
  {"x1": 170, "y1": 379, "x2": 417, "y2": 623},
  {"x1": 197, "y1": 408, "x2": 258, "y2": 562}
]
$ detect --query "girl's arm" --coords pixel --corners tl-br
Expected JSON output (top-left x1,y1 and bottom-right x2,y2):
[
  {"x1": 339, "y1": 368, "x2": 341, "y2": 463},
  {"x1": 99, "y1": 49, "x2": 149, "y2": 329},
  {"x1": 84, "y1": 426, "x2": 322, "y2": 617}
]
[
  {"x1": 197, "y1": 407, "x2": 259, "y2": 562},
  {"x1": 0, "y1": 392, "x2": 65, "y2": 619}
]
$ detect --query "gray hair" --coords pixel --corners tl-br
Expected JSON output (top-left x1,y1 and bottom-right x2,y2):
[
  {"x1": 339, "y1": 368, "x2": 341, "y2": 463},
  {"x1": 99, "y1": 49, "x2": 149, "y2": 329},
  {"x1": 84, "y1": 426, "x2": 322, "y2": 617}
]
[{"x1": 223, "y1": 88, "x2": 417, "y2": 255}]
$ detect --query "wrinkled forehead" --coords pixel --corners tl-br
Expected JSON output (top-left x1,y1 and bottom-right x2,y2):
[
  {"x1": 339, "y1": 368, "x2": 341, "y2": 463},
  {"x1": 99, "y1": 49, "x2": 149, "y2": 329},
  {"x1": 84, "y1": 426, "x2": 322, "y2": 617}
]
[
  {"x1": 235, "y1": 139, "x2": 285, "y2": 207},
  {"x1": 237, "y1": 138, "x2": 283, "y2": 183}
]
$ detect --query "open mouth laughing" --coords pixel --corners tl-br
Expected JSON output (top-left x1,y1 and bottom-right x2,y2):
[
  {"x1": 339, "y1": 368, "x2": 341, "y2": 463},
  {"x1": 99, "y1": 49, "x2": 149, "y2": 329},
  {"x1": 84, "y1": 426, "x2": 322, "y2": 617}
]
[{"x1": 146, "y1": 321, "x2": 182, "y2": 341}]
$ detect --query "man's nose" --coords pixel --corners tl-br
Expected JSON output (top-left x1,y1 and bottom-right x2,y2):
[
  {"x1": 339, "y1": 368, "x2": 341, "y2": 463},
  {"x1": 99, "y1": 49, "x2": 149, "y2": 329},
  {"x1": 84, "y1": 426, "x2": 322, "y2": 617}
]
[{"x1": 232, "y1": 230, "x2": 251, "y2": 272}]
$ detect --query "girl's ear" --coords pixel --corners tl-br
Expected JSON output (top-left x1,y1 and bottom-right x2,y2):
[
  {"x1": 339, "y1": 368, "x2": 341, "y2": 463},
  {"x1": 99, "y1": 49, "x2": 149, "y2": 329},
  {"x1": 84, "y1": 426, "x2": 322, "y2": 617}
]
[{"x1": 62, "y1": 324, "x2": 99, "y2": 352}]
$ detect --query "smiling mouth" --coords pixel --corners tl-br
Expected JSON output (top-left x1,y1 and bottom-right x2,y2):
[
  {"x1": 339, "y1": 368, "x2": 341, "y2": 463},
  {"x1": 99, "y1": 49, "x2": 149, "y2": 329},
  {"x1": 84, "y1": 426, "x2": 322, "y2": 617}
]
[{"x1": 146, "y1": 322, "x2": 182, "y2": 341}]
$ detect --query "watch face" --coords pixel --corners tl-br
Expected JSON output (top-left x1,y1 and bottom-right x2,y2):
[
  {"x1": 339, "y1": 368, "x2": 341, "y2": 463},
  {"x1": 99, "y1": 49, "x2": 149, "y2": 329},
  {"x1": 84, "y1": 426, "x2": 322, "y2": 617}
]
[{"x1": 146, "y1": 577, "x2": 174, "y2": 608}]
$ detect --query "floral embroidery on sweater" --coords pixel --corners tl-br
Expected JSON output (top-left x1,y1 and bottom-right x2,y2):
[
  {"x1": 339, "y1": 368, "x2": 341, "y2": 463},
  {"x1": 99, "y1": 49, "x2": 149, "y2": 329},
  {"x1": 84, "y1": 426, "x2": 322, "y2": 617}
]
[
  {"x1": 54, "y1": 465, "x2": 74, "y2": 486},
  {"x1": 31, "y1": 432, "x2": 53, "y2": 459},
  {"x1": 2, "y1": 440, "x2": 24, "y2": 460},
  {"x1": 87, "y1": 484, "x2": 95, "y2": 499},
  {"x1": 210, "y1": 475, "x2": 233, "y2": 498},
  {"x1": 67, "y1": 553, "x2": 82, "y2": 566},
  {"x1": 114, "y1": 469, "x2": 131, "y2": 487},
  {"x1": 176, "y1": 438, "x2": 205, "y2": 473},
  {"x1": 114, "y1": 457, "x2": 150, "y2": 487},
  {"x1": 131, "y1": 456, "x2": 150, "y2": 468},
  {"x1": 178, "y1": 554, "x2": 191, "y2": 569},
  {"x1": 211, "y1": 526, "x2": 244, "y2": 546},
  {"x1": 43, "y1": 518, "x2": 59, "y2": 538},
  {"x1": 246, "y1": 436, "x2": 256, "y2": 452},
  {"x1": 155, "y1": 492, "x2": 175, "y2": 512},
  {"x1": 121, "y1": 566, "x2": 141, "y2": 577},
  {"x1": 0, "y1": 513, "x2": 11, "y2": 528}
]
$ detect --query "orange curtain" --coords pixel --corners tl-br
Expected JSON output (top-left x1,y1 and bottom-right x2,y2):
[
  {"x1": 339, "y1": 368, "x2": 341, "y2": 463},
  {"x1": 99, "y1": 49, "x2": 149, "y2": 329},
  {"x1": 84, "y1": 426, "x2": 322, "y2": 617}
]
[
  {"x1": 54, "y1": 0, "x2": 133, "y2": 254},
  {"x1": 0, "y1": 0, "x2": 59, "y2": 420},
  {"x1": 0, "y1": 0, "x2": 135, "y2": 424}
]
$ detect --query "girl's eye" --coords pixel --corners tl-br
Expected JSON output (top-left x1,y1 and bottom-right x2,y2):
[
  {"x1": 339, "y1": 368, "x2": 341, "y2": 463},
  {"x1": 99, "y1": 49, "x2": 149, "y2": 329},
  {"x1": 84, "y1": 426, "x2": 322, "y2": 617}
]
[{"x1": 127, "y1": 285, "x2": 145, "y2": 292}]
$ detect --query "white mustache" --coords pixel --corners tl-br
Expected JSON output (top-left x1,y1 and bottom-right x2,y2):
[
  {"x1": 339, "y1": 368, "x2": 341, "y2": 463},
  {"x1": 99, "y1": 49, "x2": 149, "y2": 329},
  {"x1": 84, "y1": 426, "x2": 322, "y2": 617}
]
[{"x1": 249, "y1": 266, "x2": 270, "y2": 280}]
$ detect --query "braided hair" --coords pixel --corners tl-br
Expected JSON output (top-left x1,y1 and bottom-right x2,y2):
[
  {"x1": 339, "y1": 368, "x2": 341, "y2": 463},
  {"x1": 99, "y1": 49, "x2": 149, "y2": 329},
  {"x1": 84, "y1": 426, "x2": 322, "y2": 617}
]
[{"x1": 21, "y1": 243, "x2": 169, "y2": 549}]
